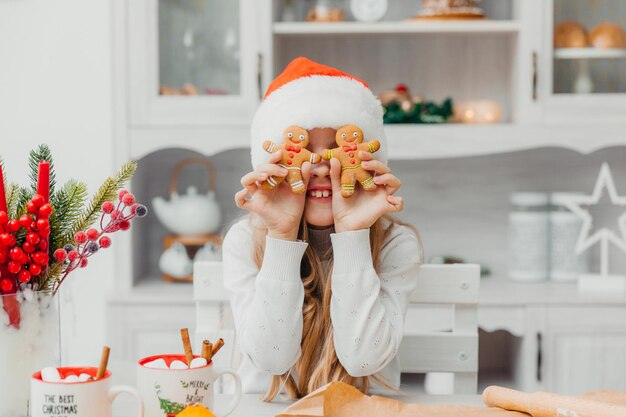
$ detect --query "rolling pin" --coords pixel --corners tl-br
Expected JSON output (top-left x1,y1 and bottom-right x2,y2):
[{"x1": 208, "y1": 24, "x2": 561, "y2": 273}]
[{"x1": 483, "y1": 386, "x2": 626, "y2": 417}]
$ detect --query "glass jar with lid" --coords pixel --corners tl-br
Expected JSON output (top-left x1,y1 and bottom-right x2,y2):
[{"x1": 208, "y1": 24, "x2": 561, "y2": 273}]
[
  {"x1": 549, "y1": 192, "x2": 589, "y2": 282},
  {"x1": 508, "y1": 192, "x2": 550, "y2": 282}
]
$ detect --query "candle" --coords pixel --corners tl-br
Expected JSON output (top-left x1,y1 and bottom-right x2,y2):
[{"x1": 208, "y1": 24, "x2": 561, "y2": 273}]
[
  {"x1": 37, "y1": 161, "x2": 50, "y2": 203},
  {"x1": 0, "y1": 164, "x2": 7, "y2": 213},
  {"x1": 455, "y1": 100, "x2": 502, "y2": 124}
]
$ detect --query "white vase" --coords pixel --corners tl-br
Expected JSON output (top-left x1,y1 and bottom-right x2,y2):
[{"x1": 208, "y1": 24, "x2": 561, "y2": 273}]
[{"x1": 0, "y1": 290, "x2": 60, "y2": 417}]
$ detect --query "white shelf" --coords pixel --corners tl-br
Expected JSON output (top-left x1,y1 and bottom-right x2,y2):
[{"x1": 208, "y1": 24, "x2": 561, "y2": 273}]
[
  {"x1": 385, "y1": 124, "x2": 626, "y2": 160},
  {"x1": 129, "y1": 124, "x2": 626, "y2": 161},
  {"x1": 273, "y1": 20, "x2": 521, "y2": 35},
  {"x1": 554, "y1": 47, "x2": 626, "y2": 60},
  {"x1": 108, "y1": 278, "x2": 194, "y2": 304}
]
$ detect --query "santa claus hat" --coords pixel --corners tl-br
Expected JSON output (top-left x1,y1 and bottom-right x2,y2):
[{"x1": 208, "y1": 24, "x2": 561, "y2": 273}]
[{"x1": 250, "y1": 57, "x2": 387, "y2": 168}]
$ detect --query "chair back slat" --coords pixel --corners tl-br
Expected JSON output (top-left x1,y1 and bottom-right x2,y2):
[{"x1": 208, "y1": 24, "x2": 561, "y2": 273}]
[
  {"x1": 400, "y1": 264, "x2": 480, "y2": 395},
  {"x1": 409, "y1": 264, "x2": 480, "y2": 304}
]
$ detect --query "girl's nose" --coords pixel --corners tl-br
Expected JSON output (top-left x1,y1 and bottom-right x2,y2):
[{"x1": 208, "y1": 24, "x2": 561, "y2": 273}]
[{"x1": 311, "y1": 159, "x2": 330, "y2": 177}]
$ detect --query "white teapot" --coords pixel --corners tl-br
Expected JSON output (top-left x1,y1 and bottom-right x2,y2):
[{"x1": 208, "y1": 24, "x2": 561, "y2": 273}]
[{"x1": 152, "y1": 158, "x2": 222, "y2": 237}]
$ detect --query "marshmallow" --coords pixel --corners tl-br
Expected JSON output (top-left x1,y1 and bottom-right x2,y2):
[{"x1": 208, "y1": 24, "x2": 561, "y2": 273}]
[
  {"x1": 41, "y1": 367, "x2": 61, "y2": 382},
  {"x1": 190, "y1": 357, "x2": 208, "y2": 368},
  {"x1": 169, "y1": 360, "x2": 189, "y2": 370}
]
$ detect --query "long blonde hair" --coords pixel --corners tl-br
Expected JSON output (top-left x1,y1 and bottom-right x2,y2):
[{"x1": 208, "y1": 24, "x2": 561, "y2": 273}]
[{"x1": 247, "y1": 214, "x2": 423, "y2": 401}]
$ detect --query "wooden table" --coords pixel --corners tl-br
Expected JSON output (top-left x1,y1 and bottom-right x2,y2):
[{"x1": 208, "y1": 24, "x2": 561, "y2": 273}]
[{"x1": 113, "y1": 393, "x2": 485, "y2": 417}]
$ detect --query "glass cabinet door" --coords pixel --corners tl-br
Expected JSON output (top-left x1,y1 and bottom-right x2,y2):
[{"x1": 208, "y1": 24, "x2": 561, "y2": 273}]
[
  {"x1": 542, "y1": 0, "x2": 626, "y2": 123},
  {"x1": 128, "y1": 0, "x2": 262, "y2": 127},
  {"x1": 158, "y1": 0, "x2": 240, "y2": 97}
]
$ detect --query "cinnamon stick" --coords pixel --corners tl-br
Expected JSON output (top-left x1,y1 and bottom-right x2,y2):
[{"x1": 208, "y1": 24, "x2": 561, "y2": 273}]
[
  {"x1": 201, "y1": 340, "x2": 213, "y2": 362},
  {"x1": 180, "y1": 328, "x2": 194, "y2": 365},
  {"x1": 95, "y1": 346, "x2": 110, "y2": 379},
  {"x1": 211, "y1": 338, "x2": 224, "y2": 357}
]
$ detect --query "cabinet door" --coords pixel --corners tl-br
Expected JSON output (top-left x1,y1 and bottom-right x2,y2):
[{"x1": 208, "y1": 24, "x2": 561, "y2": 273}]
[
  {"x1": 108, "y1": 303, "x2": 196, "y2": 361},
  {"x1": 544, "y1": 307, "x2": 626, "y2": 394},
  {"x1": 539, "y1": 0, "x2": 626, "y2": 123},
  {"x1": 128, "y1": 0, "x2": 264, "y2": 127}
]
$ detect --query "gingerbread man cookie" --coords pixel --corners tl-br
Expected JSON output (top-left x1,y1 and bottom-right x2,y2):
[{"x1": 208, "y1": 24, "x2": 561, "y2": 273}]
[
  {"x1": 262, "y1": 125, "x2": 322, "y2": 194},
  {"x1": 322, "y1": 125, "x2": 381, "y2": 198}
]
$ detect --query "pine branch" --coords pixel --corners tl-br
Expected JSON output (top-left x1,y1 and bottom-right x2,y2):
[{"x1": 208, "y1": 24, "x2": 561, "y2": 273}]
[
  {"x1": 49, "y1": 180, "x2": 88, "y2": 252},
  {"x1": 28, "y1": 144, "x2": 56, "y2": 196},
  {"x1": 64, "y1": 161, "x2": 137, "y2": 242},
  {"x1": 6, "y1": 183, "x2": 19, "y2": 218}
]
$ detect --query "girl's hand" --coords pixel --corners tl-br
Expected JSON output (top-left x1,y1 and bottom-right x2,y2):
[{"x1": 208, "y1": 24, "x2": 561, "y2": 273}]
[
  {"x1": 330, "y1": 151, "x2": 403, "y2": 233},
  {"x1": 235, "y1": 151, "x2": 312, "y2": 241}
]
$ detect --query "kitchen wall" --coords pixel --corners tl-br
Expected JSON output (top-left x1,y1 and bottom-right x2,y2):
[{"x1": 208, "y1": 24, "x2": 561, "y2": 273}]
[
  {"x1": 0, "y1": 0, "x2": 114, "y2": 363},
  {"x1": 140, "y1": 145, "x2": 626, "y2": 282}
]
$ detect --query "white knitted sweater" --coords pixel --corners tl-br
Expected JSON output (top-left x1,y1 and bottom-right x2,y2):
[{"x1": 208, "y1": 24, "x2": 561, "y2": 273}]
[{"x1": 222, "y1": 218, "x2": 422, "y2": 394}]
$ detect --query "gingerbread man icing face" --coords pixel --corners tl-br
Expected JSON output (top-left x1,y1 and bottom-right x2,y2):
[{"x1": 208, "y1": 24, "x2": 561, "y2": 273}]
[
  {"x1": 284, "y1": 125, "x2": 309, "y2": 148},
  {"x1": 336, "y1": 125, "x2": 364, "y2": 146}
]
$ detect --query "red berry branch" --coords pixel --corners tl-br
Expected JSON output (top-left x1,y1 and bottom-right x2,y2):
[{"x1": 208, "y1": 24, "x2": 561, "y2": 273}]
[
  {"x1": 51, "y1": 190, "x2": 147, "y2": 295},
  {"x1": 0, "y1": 194, "x2": 53, "y2": 293}
]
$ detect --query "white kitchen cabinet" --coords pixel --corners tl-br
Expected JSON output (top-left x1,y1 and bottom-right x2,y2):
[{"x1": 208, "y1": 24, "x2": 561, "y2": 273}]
[
  {"x1": 544, "y1": 307, "x2": 626, "y2": 394},
  {"x1": 126, "y1": 0, "x2": 262, "y2": 128},
  {"x1": 538, "y1": 0, "x2": 626, "y2": 124}
]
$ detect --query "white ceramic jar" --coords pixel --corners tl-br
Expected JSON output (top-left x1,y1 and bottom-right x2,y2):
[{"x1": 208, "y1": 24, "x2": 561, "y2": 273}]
[
  {"x1": 508, "y1": 192, "x2": 550, "y2": 282},
  {"x1": 549, "y1": 192, "x2": 589, "y2": 282}
]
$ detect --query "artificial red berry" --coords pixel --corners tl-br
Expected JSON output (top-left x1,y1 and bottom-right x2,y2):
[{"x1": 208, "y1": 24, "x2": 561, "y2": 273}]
[
  {"x1": 74, "y1": 231, "x2": 88, "y2": 244},
  {"x1": 0, "y1": 278, "x2": 14, "y2": 293},
  {"x1": 118, "y1": 190, "x2": 129, "y2": 201},
  {"x1": 0, "y1": 211, "x2": 8, "y2": 225},
  {"x1": 7, "y1": 220, "x2": 20, "y2": 233},
  {"x1": 38, "y1": 240, "x2": 48, "y2": 250},
  {"x1": 27, "y1": 202, "x2": 38, "y2": 214},
  {"x1": 20, "y1": 252, "x2": 29, "y2": 264},
  {"x1": 18, "y1": 270, "x2": 31, "y2": 283},
  {"x1": 19, "y1": 215, "x2": 33, "y2": 229},
  {"x1": 86, "y1": 229, "x2": 99, "y2": 241},
  {"x1": 80, "y1": 258, "x2": 88, "y2": 268},
  {"x1": 36, "y1": 218, "x2": 49, "y2": 231},
  {"x1": 110, "y1": 210, "x2": 121, "y2": 220},
  {"x1": 122, "y1": 193, "x2": 135, "y2": 206},
  {"x1": 39, "y1": 228, "x2": 50, "y2": 238},
  {"x1": 26, "y1": 232, "x2": 40, "y2": 245},
  {"x1": 119, "y1": 220, "x2": 131, "y2": 231},
  {"x1": 38, "y1": 203, "x2": 53, "y2": 218},
  {"x1": 99, "y1": 236, "x2": 112, "y2": 249},
  {"x1": 68, "y1": 250, "x2": 79, "y2": 261},
  {"x1": 0, "y1": 233, "x2": 15, "y2": 247},
  {"x1": 29, "y1": 264, "x2": 42, "y2": 276},
  {"x1": 8, "y1": 261, "x2": 21, "y2": 274},
  {"x1": 102, "y1": 201, "x2": 115, "y2": 214},
  {"x1": 9, "y1": 247, "x2": 23, "y2": 261},
  {"x1": 0, "y1": 252, "x2": 7, "y2": 263},
  {"x1": 31, "y1": 194, "x2": 45, "y2": 207},
  {"x1": 23, "y1": 242, "x2": 35, "y2": 254},
  {"x1": 32, "y1": 251, "x2": 48, "y2": 266},
  {"x1": 53, "y1": 248, "x2": 67, "y2": 262}
]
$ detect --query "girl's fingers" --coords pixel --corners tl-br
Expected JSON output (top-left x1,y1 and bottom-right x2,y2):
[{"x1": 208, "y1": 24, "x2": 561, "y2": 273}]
[
  {"x1": 387, "y1": 195, "x2": 404, "y2": 212},
  {"x1": 301, "y1": 162, "x2": 312, "y2": 189},
  {"x1": 268, "y1": 150, "x2": 284, "y2": 164},
  {"x1": 257, "y1": 163, "x2": 289, "y2": 178},
  {"x1": 362, "y1": 159, "x2": 391, "y2": 175},
  {"x1": 373, "y1": 173, "x2": 401, "y2": 195},
  {"x1": 329, "y1": 158, "x2": 342, "y2": 195},
  {"x1": 358, "y1": 150, "x2": 374, "y2": 161},
  {"x1": 235, "y1": 189, "x2": 252, "y2": 209}
]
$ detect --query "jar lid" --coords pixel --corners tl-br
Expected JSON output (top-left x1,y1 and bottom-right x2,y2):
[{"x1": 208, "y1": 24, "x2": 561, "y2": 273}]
[{"x1": 510, "y1": 192, "x2": 549, "y2": 206}]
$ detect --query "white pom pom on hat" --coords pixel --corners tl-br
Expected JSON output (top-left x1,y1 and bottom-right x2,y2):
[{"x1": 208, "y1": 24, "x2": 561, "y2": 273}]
[{"x1": 250, "y1": 57, "x2": 387, "y2": 169}]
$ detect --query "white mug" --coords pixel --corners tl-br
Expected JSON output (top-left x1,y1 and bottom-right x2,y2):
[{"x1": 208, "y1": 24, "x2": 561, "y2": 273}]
[
  {"x1": 31, "y1": 367, "x2": 144, "y2": 417},
  {"x1": 137, "y1": 354, "x2": 242, "y2": 417}
]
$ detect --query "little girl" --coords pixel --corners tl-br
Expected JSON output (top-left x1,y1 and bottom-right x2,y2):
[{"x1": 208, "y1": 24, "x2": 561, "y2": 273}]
[{"x1": 223, "y1": 57, "x2": 423, "y2": 401}]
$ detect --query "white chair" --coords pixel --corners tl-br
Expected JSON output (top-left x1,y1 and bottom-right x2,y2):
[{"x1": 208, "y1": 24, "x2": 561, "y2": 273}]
[
  {"x1": 193, "y1": 262, "x2": 480, "y2": 394},
  {"x1": 398, "y1": 264, "x2": 481, "y2": 394}
]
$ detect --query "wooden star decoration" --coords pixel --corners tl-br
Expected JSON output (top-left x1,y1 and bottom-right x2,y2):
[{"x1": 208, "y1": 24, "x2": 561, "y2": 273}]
[{"x1": 558, "y1": 163, "x2": 626, "y2": 277}]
